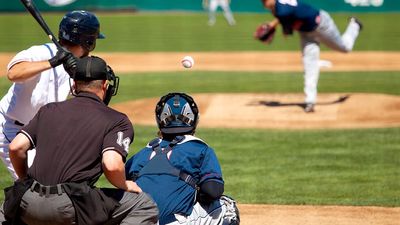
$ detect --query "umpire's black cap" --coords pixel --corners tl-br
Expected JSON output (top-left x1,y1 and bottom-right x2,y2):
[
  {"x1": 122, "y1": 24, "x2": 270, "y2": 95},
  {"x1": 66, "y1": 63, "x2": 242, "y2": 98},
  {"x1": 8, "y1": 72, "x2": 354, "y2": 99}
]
[{"x1": 73, "y1": 56, "x2": 108, "y2": 81}]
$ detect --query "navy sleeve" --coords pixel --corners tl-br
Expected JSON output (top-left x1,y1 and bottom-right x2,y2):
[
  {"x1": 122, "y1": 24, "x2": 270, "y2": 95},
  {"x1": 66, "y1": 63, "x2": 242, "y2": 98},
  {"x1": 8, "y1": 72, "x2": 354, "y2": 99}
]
[
  {"x1": 275, "y1": 0, "x2": 320, "y2": 33},
  {"x1": 275, "y1": 1, "x2": 297, "y2": 35},
  {"x1": 199, "y1": 146, "x2": 224, "y2": 184}
]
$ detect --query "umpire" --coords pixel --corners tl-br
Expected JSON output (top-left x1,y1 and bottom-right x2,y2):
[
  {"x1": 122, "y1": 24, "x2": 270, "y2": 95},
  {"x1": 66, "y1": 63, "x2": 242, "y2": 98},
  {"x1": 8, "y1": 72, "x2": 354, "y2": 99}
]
[{"x1": 0, "y1": 56, "x2": 159, "y2": 225}]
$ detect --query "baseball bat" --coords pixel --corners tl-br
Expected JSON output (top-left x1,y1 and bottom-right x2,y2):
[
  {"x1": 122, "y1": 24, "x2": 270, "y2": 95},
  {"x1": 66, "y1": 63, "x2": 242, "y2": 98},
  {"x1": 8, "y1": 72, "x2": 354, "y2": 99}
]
[{"x1": 20, "y1": 0, "x2": 63, "y2": 49}]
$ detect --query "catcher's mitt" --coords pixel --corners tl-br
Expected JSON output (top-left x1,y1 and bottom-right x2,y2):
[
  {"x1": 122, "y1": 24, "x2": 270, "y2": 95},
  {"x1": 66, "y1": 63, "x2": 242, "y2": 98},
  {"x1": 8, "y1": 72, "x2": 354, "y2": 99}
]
[{"x1": 254, "y1": 23, "x2": 276, "y2": 44}]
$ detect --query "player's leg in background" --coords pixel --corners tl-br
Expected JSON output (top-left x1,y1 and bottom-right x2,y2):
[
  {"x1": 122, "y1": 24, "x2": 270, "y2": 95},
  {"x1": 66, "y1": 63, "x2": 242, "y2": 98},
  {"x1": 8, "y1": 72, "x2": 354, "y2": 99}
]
[
  {"x1": 221, "y1": 0, "x2": 236, "y2": 26},
  {"x1": 0, "y1": 117, "x2": 20, "y2": 180},
  {"x1": 208, "y1": 0, "x2": 218, "y2": 26},
  {"x1": 316, "y1": 10, "x2": 361, "y2": 53},
  {"x1": 301, "y1": 33, "x2": 321, "y2": 112},
  {"x1": 0, "y1": 202, "x2": 5, "y2": 222}
]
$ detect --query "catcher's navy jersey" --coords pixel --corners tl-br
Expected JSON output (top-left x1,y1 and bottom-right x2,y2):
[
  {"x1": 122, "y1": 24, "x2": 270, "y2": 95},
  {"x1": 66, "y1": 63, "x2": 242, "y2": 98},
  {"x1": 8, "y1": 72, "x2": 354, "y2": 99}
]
[
  {"x1": 125, "y1": 135, "x2": 223, "y2": 224},
  {"x1": 275, "y1": 0, "x2": 320, "y2": 34}
]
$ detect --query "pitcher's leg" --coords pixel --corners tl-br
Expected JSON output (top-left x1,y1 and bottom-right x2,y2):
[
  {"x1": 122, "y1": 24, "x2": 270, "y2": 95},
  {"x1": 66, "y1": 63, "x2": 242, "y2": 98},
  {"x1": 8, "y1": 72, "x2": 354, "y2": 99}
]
[
  {"x1": 316, "y1": 10, "x2": 349, "y2": 52},
  {"x1": 341, "y1": 17, "x2": 361, "y2": 51},
  {"x1": 301, "y1": 37, "x2": 320, "y2": 108}
]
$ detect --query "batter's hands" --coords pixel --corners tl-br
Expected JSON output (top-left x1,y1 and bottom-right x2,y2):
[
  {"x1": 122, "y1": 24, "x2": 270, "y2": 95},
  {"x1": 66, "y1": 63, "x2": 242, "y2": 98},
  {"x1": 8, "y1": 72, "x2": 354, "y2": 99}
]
[
  {"x1": 48, "y1": 47, "x2": 77, "y2": 69},
  {"x1": 62, "y1": 54, "x2": 77, "y2": 77},
  {"x1": 254, "y1": 22, "x2": 276, "y2": 44}
]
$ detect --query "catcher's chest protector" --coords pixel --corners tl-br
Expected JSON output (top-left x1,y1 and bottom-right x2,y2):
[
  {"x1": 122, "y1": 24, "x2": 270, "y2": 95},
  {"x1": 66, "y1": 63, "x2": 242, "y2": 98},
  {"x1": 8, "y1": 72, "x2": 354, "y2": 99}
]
[{"x1": 136, "y1": 136, "x2": 198, "y2": 189}]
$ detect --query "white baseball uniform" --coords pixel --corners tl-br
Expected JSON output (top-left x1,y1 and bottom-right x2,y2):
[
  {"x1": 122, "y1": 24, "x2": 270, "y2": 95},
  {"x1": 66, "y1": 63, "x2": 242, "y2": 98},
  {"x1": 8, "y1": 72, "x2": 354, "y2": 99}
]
[
  {"x1": 207, "y1": 0, "x2": 236, "y2": 26},
  {"x1": 301, "y1": 10, "x2": 360, "y2": 104},
  {"x1": 0, "y1": 43, "x2": 71, "y2": 180},
  {"x1": 272, "y1": 0, "x2": 361, "y2": 109}
]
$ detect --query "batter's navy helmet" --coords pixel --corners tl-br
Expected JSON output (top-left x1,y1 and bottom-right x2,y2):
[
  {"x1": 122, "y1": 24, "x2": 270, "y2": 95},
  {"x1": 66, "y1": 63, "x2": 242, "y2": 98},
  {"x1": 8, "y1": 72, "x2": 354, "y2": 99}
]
[
  {"x1": 58, "y1": 10, "x2": 105, "y2": 51},
  {"x1": 155, "y1": 93, "x2": 199, "y2": 135}
]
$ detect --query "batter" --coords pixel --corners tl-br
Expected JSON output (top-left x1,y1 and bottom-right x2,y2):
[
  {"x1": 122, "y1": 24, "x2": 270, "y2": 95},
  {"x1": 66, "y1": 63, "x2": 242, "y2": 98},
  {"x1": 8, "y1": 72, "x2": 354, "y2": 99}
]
[{"x1": 0, "y1": 10, "x2": 104, "y2": 179}]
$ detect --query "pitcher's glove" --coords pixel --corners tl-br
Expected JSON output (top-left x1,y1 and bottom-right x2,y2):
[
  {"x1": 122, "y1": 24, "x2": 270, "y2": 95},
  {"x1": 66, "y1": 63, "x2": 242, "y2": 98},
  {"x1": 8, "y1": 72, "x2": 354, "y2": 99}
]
[{"x1": 254, "y1": 23, "x2": 276, "y2": 44}]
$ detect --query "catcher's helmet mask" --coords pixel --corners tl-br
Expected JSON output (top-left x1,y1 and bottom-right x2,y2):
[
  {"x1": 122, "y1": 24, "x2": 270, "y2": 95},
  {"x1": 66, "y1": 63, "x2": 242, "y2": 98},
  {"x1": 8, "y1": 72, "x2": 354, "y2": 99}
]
[
  {"x1": 59, "y1": 10, "x2": 105, "y2": 51},
  {"x1": 156, "y1": 93, "x2": 199, "y2": 135},
  {"x1": 70, "y1": 56, "x2": 119, "y2": 105}
]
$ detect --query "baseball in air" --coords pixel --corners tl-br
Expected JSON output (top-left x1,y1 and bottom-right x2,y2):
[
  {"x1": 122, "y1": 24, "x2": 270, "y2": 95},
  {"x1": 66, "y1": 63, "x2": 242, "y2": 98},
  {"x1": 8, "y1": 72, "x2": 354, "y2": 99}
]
[{"x1": 181, "y1": 56, "x2": 194, "y2": 69}]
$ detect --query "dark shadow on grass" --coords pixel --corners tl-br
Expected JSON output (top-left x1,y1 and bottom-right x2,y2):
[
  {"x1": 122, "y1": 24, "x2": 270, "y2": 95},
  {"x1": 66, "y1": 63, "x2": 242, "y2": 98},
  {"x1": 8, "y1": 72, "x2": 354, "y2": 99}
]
[{"x1": 250, "y1": 95, "x2": 350, "y2": 110}]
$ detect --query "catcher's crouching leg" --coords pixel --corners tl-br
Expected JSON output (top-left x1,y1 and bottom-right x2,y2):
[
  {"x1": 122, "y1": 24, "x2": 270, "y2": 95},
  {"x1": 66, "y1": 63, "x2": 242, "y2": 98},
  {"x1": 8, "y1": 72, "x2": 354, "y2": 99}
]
[
  {"x1": 219, "y1": 195, "x2": 240, "y2": 225},
  {"x1": 169, "y1": 195, "x2": 240, "y2": 225},
  {"x1": 194, "y1": 195, "x2": 240, "y2": 225}
]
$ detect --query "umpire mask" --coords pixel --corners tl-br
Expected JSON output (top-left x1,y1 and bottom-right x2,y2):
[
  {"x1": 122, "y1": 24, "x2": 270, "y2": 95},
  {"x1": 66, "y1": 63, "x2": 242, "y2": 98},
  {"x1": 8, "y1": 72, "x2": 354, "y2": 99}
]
[
  {"x1": 71, "y1": 56, "x2": 119, "y2": 105},
  {"x1": 103, "y1": 66, "x2": 119, "y2": 105}
]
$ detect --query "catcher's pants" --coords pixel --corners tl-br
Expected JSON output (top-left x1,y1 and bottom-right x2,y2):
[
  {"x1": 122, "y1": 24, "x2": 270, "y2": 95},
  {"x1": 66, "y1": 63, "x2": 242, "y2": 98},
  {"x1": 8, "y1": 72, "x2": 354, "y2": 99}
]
[
  {"x1": 166, "y1": 195, "x2": 239, "y2": 225},
  {"x1": 0, "y1": 113, "x2": 36, "y2": 180},
  {"x1": 300, "y1": 10, "x2": 361, "y2": 104}
]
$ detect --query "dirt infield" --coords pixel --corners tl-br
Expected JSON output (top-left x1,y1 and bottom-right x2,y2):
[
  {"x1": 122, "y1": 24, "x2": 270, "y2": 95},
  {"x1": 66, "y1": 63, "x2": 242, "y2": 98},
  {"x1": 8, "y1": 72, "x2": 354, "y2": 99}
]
[
  {"x1": 237, "y1": 204, "x2": 400, "y2": 225},
  {"x1": 112, "y1": 93, "x2": 400, "y2": 130},
  {"x1": 2, "y1": 51, "x2": 400, "y2": 74},
  {"x1": 1, "y1": 51, "x2": 399, "y2": 224}
]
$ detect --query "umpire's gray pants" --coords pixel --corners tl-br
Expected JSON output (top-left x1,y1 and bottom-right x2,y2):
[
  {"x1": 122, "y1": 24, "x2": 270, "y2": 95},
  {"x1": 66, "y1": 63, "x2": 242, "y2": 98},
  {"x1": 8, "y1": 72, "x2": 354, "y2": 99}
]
[
  {"x1": 18, "y1": 187, "x2": 158, "y2": 225},
  {"x1": 20, "y1": 188, "x2": 76, "y2": 225},
  {"x1": 102, "y1": 188, "x2": 159, "y2": 225}
]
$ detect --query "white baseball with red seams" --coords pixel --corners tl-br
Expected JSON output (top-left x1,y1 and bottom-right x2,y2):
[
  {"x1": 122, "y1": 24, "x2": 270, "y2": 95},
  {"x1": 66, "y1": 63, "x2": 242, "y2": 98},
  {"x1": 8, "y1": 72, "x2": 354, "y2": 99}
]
[{"x1": 181, "y1": 56, "x2": 194, "y2": 69}]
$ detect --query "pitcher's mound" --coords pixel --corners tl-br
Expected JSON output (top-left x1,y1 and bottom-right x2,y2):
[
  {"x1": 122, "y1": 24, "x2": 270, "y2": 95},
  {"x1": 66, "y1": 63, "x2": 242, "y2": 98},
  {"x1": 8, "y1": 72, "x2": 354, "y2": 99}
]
[{"x1": 111, "y1": 93, "x2": 400, "y2": 129}]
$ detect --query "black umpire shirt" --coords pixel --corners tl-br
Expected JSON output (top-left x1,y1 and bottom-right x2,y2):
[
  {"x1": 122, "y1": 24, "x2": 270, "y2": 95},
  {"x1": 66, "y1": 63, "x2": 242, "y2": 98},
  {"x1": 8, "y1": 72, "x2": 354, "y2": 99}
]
[{"x1": 20, "y1": 92, "x2": 134, "y2": 186}]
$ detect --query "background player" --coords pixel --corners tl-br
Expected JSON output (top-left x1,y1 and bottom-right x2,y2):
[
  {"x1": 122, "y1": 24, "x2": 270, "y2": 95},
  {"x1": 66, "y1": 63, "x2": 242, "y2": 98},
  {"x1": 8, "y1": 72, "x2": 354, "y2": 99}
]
[
  {"x1": 125, "y1": 92, "x2": 240, "y2": 225},
  {"x1": 203, "y1": 0, "x2": 236, "y2": 26},
  {"x1": 259, "y1": 0, "x2": 362, "y2": 112},
  {"x1": 0, "y1": 10, "x2": 104, "y2": 179}
]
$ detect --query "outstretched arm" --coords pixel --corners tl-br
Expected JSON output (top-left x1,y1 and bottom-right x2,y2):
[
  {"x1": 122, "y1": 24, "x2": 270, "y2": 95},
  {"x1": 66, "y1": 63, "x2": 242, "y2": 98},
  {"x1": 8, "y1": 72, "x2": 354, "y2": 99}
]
[
  {"x1": 9, "y1": 133, "x2": 31, "y2": 179},
  {"x1": 7, "y1": 47, "x2": 76, "y2": 82},
  {"x1": 7, "y1": 61, "x2": 52, "y2": 82},
  {"x1": 268, "y1": 18, "x2": 280, "y2": 29},
  {"x1": 102, "y1": 150, "x2": 142, "y2": 193}
]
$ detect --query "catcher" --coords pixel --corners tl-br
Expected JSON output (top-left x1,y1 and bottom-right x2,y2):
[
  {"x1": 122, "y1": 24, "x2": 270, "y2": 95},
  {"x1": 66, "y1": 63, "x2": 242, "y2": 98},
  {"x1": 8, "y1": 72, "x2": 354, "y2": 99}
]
[
  {"x1": 255, "y1": 0, "x2": 362, "y2": 113},
  {"x1": 125, "y1": 92, "x2": 240, "y2": 225}
]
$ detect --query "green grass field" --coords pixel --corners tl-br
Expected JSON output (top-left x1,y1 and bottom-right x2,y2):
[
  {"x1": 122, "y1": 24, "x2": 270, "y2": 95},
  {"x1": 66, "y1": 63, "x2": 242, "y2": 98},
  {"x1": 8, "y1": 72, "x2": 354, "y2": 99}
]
[
  {"x1": 0, "y1": 12, "x2": 399, "y2": 206},
  {"x1": 0, "y1": 12, "x2": 399, "y2": 52}
]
